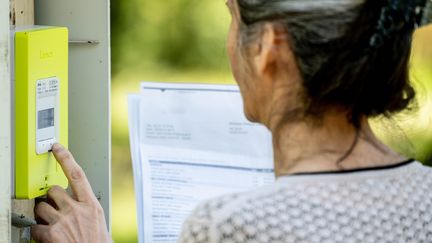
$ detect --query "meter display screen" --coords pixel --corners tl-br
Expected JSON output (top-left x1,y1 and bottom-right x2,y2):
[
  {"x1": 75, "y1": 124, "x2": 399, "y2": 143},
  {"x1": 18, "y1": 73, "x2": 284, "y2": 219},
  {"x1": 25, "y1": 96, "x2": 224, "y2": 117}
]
[
  {"x1": 38, "y1": 108, "x2": 55, "y2": 129},
  {"x1": 36, "y1": 77, "x2": 59, "y2": 154}
]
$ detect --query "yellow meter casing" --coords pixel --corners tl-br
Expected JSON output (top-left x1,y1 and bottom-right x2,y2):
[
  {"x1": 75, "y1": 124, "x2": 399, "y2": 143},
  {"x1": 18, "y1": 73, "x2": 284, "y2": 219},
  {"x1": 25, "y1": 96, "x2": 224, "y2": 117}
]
[{"x1": 14, "y1": 26, "x2": 69, "y2": 199}]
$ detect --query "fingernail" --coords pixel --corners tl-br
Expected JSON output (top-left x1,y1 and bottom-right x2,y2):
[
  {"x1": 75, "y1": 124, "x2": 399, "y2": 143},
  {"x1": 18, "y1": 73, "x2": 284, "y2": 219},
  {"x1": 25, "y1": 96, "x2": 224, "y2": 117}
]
[{"x1": 52, "y1": 143, "x2": 63, "y2": 152}]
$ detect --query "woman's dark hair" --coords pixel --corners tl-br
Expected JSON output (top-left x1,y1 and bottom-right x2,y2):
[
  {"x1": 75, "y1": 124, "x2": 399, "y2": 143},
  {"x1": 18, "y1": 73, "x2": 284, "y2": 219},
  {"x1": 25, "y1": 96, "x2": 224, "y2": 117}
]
[{"x1": 236, "y1": 0, "x2": 424, "y2": 126}]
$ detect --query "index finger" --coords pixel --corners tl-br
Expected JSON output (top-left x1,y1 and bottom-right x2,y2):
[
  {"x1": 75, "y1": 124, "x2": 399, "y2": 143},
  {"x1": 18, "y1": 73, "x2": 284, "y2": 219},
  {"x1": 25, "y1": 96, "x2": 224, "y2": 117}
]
[{"x1": 51, "y1": 143, "x2": 96, "y2": 203}]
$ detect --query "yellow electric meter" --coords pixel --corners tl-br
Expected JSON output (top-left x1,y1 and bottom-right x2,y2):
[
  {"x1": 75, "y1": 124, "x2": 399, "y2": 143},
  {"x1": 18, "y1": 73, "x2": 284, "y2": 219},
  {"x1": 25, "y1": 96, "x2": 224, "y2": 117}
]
[{"x1": 13, "y1": 26, "x2": 69, "y2": 199}]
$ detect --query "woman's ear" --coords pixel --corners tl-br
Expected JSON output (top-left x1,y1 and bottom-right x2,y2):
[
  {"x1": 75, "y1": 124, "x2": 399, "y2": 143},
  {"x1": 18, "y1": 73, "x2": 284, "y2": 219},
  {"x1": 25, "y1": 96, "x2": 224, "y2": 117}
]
[
  {"x1": 251, "y1": 22, "x2": 298, "y2": 87},
  {"x1": 252, "y1": 23, "x2": 286, "y2": 80}
]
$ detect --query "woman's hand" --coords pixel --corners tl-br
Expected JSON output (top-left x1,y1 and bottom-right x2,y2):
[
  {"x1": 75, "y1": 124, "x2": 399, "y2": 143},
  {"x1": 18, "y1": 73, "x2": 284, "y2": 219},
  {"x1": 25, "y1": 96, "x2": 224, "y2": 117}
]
[{"x1": 31, "y1": 144, "x2": 112, "y2": 243}]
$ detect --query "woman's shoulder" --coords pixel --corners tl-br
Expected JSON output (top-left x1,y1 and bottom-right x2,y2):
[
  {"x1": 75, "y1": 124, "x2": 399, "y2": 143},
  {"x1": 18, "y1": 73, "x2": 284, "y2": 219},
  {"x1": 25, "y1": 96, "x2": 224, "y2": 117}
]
[
  {"x1": 179, "y1": 161, "x2": 432, "y2": 242},
  {"x1": 182, "y1": 187, "x2": 266, "y2": 226},
  {"x1": 184, "y1": 160, "x2": 432, "y2": 221},
  {"x1": 188, "y1": 192, "x2": 244, "y2": 222},
  {"x1": 178, "y1": 185, "x2": 280, "y2": 243},
  {"x1": 179, "y1": 182, "x2": 303, "y2": 243}
]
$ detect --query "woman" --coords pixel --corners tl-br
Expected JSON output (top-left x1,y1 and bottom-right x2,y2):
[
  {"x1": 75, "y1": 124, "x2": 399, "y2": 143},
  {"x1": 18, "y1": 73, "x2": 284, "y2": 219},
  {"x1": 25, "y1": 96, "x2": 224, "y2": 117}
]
[
  {"x1": 178, "y1": 0, "x2": 432, "y2": 242},
  {"x1": 31, "y1": 0, "x2": 432, "y2": 242}
]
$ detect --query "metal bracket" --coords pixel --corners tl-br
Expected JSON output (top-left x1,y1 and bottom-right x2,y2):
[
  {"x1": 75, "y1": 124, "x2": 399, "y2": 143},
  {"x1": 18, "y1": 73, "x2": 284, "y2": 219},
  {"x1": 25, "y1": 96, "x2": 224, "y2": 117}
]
[{"x1": 11, "y1": 213, "x2": 36, "y2": 228}]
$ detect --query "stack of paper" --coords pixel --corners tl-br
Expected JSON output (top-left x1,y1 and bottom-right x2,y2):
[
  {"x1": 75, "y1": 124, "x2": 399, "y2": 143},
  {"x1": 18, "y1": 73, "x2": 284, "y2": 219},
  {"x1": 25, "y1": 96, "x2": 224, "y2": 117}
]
[{"x1": 128, "y1": 82, "x2": 275, "y2": 243}]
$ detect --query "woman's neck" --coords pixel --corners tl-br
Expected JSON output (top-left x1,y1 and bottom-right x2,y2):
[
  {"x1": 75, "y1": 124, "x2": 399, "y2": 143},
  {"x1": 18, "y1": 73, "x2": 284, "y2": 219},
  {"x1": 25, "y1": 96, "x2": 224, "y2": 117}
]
[{"x1": 270, "y1": 114, "x2": 405, "y2": 177}]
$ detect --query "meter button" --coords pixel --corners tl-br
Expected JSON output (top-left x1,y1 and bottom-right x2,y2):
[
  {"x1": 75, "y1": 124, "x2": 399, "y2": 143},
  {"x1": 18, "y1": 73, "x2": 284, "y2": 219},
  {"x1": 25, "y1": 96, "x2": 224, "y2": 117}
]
[{"x1": 36, "y1": 138, "x2": 56, "y2": 155}]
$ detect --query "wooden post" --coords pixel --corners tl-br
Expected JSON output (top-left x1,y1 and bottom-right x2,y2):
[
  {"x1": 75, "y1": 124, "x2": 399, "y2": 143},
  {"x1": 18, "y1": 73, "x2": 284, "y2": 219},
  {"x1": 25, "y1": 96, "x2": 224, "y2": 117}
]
[
  {"x1": 10, "y1": 0, "x2": 35, "y2": 242},
  {"x1": 0, "y1": 0, "x2": 11, "y2": 240},
  {"x1": 10, "y1": 0, "x2": 34, "y2": 26}
]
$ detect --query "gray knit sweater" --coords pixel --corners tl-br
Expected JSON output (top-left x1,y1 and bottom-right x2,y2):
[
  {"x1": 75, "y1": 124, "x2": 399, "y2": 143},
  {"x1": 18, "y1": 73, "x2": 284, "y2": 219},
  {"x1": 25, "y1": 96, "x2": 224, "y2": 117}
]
[{"x1": 179, "y1": 160, "x2": 432, "y2": 243}]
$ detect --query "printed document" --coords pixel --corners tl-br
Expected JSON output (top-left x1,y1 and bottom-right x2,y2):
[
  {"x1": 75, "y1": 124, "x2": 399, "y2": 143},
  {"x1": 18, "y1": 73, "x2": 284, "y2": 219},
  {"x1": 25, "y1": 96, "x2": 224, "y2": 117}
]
[{"x1": 128, "y1": 82, "x2": 275, "y2": 243}]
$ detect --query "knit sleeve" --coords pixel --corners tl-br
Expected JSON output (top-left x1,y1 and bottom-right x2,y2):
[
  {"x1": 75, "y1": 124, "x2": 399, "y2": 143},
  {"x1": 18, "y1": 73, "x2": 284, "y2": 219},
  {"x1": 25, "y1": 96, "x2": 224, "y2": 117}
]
[
  {"x1": 178, "y1": 212, "x2": 210, "y2": 243},
  {"x1": 178, "y1": 206, "x2": 212, "y2": 243},
  {"x1": 178, "y1": 193, "x2": 241, "y2": 243}
]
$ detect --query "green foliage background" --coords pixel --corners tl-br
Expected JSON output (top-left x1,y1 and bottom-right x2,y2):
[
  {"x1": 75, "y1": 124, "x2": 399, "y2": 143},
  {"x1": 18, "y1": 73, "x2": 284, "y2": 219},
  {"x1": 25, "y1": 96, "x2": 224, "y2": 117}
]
[
  {"x1": 111, "y1": 0, "x2": 231, "y2": 75},
  {"x1": 110, "y1": 1, "x2": 233, "y2": 242},
  {"x1": 110, "y1": 1, "x2": 432, "y2": 242}
]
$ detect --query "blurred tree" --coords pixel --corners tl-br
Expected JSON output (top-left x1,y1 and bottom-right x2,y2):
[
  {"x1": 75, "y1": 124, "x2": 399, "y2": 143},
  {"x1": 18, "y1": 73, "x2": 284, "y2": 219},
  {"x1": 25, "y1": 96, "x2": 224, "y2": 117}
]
[{"x1": 111, "y1": 0, "x2": 230, "y2": 75}]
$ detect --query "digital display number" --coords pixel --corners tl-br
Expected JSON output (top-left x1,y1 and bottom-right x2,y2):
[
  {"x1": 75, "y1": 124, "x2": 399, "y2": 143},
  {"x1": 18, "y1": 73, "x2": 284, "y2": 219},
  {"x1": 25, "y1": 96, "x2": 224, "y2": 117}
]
[{"x1": 38, "y1": 108, "x2": 54, "y2": 129}]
